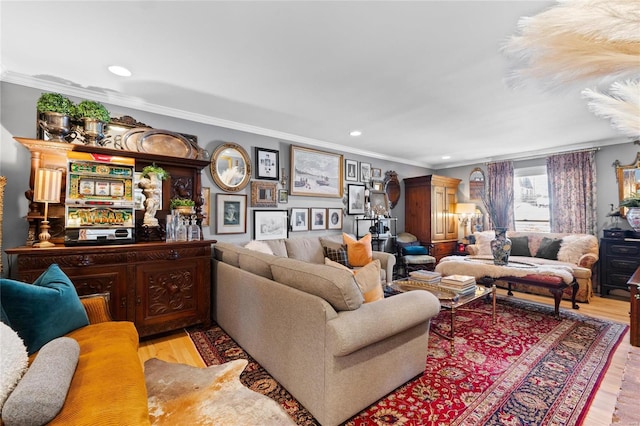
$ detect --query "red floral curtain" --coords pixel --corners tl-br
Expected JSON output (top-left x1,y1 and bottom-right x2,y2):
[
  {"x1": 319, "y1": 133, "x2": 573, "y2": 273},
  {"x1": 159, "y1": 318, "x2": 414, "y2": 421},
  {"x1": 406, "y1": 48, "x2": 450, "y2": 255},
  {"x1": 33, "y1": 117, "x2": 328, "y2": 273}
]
[
  {"x1": 546, "y1": 150, "x2": 597, "y2": 234},
  {"x1": 486, "y1": 161, "x2": 515, "y2": 230}
]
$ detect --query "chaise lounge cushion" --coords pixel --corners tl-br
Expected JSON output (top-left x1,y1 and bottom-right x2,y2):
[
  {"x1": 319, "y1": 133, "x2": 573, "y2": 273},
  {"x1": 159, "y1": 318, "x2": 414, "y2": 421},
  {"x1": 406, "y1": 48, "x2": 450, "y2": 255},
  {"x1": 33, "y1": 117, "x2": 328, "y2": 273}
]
[{"x1": 0, "y1": 265, "x2": 89, "y2": 355}]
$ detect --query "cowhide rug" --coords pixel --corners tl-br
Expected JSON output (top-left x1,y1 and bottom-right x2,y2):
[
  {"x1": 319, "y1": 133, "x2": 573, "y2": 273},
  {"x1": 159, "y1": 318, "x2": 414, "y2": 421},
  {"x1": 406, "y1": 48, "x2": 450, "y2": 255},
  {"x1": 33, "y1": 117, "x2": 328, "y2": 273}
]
[{"x1": 144, "y1": 358, "x2": 295, "y2": 425}]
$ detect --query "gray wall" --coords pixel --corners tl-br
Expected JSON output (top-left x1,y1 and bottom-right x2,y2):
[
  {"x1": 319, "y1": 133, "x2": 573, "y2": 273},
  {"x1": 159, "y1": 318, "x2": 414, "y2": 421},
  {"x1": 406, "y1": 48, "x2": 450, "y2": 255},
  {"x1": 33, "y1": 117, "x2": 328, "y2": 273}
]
[
  {"x1": 435, "y1": 141, "x2": 640, "y2": 236},
  {"x1": 0, "y1": 82, "x2": 429, "y2": 275}
]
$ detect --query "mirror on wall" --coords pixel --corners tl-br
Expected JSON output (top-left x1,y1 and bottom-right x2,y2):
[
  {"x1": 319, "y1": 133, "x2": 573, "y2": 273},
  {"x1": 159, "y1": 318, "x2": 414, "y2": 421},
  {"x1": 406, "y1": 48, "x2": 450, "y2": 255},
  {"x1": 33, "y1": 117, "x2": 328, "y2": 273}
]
[
  {"x1": 210, "y1": 142, "x2": 251, "y2": 192},
  {"x1": 469, "y1": 167, "x2": 485, "y2": 200},
  {"x1": 615, "y1": 152, "x2": 640, "y2": 217}
]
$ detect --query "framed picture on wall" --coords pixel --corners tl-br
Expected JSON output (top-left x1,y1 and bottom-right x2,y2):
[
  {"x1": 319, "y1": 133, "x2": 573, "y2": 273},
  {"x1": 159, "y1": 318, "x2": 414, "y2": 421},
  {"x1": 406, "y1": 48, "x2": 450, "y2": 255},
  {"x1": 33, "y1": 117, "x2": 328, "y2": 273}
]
[
  {"x1": 290, "y1": 208, "x2": 309, "y2": 231},
  {"x1": 216, "y1": 194, "x2": 247, "y2": 234},
  {"x1": 250, "y1": 181, "x2": 278, "y2": 207},
  {"x1": 360, "y1": 162, "x2": 371, "y2": 182},
  {"x1": 255, "y1": 147, "x2": 279, "y2": 180},
  {"x1": 254, "y1": 210, "x2": 288, "y2": 240},
  {"x1": 348, "y1": 184, "x2": 366, "y2": 215},
  {"x1": 278, "y1": 189, "x2": 288, "y2": 204},
  {"x1": 345, "y1": 159, "x2": 358, "y2": 182},
  {"x1": 201, "y1": 186, "x2": 210, "y2": 226},
  {"x1": 310, "y1": 208, "x2": 327, "y2": 230},
  {"x1": 371, "y1": 168, "x2": 382, "y2": 179},
  {"x1": 290, "y1": 145, "x2": 343, "y2": 197},
  {"x1": 327, "y1": 208, "x2": 343, "y2": 230}
]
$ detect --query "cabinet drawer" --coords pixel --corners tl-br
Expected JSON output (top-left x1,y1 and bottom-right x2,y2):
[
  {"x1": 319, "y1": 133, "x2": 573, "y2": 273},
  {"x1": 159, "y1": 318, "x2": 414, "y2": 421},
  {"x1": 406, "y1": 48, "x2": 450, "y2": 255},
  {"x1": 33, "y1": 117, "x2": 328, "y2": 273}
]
[
  {"x1": 16, "y1": 252, "x2": 129, "y2": 270},
  {"x1": 136, "y1": 246, "x2": 209, "y2": 262},
  {"x1": 607, "y1": 244, "x2": 640, "y2": 256},
  {"x1": 609, "y1": 258, "x2": 640, "y2": 271}
]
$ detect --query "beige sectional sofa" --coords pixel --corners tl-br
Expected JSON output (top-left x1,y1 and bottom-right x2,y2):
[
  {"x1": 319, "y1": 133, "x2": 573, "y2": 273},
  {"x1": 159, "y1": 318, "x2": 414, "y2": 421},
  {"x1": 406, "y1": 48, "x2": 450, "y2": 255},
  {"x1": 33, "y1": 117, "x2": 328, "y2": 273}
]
[
  {"x1": 465, "y1": 231, "x2": 599, "y2": 303},
  {"x1": 213, "y1": 235, "x2": 441, "y2": 426}
]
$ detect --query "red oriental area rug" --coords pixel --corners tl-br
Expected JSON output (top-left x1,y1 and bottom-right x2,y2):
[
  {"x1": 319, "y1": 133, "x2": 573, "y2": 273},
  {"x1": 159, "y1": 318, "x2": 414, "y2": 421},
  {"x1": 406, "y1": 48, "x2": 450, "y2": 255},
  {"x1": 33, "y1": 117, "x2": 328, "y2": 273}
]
[{"x1": 188, "y1": 297, "x2": 627, "y2": 426}]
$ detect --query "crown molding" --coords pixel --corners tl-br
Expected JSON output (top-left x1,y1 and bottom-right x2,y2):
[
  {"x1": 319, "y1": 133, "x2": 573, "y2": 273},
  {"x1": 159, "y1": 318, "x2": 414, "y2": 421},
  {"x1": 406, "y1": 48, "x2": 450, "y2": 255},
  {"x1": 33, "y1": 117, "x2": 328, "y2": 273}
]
[{"x1": 0, "y1": 71, "x2": 430, "y2": 168}]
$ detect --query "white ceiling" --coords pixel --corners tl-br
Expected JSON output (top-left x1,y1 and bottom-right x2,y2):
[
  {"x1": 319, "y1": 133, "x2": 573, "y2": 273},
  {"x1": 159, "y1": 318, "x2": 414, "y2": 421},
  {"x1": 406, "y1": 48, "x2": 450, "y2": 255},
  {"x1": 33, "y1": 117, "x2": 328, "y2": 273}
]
[{"x1": 0, "y1": 1, "x2": 626, "y2": 168}]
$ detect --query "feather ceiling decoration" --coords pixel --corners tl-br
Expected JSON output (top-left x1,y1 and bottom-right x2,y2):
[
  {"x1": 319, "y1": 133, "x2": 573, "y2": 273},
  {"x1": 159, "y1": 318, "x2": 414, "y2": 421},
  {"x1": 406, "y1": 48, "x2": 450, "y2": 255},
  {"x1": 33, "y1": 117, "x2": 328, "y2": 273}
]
[
  {"x1": 502, "y1": 0, "x2": 640, "y2": 137},
  {"x1": 502, "y1": 0, "x2": 640, "y2": 89},
  {"x1": 583, "y1": 80, "x2": 640, "y2": 137}
]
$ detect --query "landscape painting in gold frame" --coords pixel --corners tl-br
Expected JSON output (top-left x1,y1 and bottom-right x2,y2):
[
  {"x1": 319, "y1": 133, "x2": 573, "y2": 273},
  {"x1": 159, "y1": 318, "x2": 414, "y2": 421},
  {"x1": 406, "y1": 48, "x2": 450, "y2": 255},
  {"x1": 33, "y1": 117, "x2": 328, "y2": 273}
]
[{"x1": 290, "y1": 145, "x2": 343, "y2": 197}]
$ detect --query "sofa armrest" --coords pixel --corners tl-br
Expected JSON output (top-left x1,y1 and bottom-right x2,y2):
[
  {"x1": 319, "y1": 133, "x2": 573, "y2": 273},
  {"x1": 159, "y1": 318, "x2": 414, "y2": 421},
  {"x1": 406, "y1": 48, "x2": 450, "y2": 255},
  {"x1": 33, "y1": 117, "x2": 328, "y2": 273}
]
[
  {"x1": 578, "y1": 253, "x2": 598, "y2": 270},
  {"x1": 327, "y1": 290, "x2": 440, "y2": 356},
  {"x1": 79, "y1": 293, "x2": 112, "y2": 324},
  {"x1": 372, "y1": 251, "x2": 396, "y2": 284}
]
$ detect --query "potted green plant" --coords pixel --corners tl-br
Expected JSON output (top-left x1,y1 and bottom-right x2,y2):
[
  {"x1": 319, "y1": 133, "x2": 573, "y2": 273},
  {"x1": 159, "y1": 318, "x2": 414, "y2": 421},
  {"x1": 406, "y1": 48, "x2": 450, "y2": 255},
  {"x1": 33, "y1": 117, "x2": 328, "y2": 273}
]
[
  {"x1": 170, "y1": 198, "x2": 195, "y2": 209},
  {"x1": 620, "y1": 192, "x2": 640, "y2": 231},
  {"x1": 141, "y1": 164, "x2": 170, "y2": 181},
  {"x1": 36, "y1": 93, "x2": 74, "y2": 142},
  {"x1": 73, "y1": 100, "x2": 111, "y2": 146},
  {"x1": 73, "y1": 100, "x2": 111, "y2": 122}
]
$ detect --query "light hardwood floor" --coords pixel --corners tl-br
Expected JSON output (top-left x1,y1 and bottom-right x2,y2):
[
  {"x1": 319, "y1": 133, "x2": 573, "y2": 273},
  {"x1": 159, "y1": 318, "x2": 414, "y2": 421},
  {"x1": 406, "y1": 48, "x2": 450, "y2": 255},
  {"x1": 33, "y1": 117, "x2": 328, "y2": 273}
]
[{"x1": 139, "y1": 288, "x2": 639, "y2": 424}]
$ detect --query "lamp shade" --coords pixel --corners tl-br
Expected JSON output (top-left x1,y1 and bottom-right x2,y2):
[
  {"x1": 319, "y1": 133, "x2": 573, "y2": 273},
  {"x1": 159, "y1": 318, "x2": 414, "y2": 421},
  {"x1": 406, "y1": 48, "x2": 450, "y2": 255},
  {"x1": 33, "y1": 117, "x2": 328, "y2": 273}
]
[
  {"x1": 33, "y1": 168, "x2": 62, "y2": 203},
  {"x1": 455, "y1": 203, "x2": 476, "y2": 215}
]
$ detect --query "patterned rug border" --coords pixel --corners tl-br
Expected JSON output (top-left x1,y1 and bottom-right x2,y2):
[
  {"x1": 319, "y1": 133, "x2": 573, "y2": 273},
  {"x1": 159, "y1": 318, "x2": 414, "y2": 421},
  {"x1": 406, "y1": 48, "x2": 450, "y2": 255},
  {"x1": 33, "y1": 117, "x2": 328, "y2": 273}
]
[{"x1": 188, "y1": 296, "x2": 628, "y2": 426}]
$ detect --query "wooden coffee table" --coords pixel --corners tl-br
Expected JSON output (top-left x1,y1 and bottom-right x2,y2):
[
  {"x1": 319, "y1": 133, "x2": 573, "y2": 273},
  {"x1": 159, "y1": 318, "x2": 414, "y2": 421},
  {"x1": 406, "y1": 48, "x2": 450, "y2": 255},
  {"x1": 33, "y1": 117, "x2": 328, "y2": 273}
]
[{"x1": 390, "y1": 280, "x2": 496, "y2": 354}]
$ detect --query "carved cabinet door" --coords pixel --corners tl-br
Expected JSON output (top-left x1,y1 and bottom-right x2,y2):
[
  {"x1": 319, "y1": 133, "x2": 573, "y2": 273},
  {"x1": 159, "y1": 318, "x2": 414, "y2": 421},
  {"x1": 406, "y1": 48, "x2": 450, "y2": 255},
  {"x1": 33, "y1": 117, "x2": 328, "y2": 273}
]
[{"x1": 134, "y1": 256, "x2": 210, "y2": 337}]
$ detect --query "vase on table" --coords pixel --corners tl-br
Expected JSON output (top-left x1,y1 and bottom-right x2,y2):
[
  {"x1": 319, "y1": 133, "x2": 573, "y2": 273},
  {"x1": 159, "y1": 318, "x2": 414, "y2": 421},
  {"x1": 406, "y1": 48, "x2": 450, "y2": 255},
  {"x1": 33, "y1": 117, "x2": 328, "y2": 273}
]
[
  {"x1": 626, "y1": 207, "x2": 640, "y2": 232},
  {"x1": 490, "y1": 227, "x2": 511, "y2": 266}
]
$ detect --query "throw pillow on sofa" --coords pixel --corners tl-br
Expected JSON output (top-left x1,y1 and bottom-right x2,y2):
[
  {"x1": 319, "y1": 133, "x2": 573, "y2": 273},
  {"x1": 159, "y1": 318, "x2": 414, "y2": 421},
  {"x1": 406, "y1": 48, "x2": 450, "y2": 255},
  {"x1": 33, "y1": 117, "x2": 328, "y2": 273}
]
[
  {"x1": 0, "y1": 264, "x2": 89, "y2": 355},
  {"x1": 0, "y1": 321, "x2": 28, "y2": 412},
  {"x1": 343, "y1": 233, "x2": 373, "y2": 267},
  {"x1": 473, "y1": 231, "x2": 495, "y2": 255},
  {"x1": 325, "y1": 258, "x2": 383, "y2": 303},
  {"x1": 557, "y1": 234, "x2": 598, "y2": 264},
  {"x1": 324, "y1": 246, "x2": 351, "y2": 268},
  {"x1": 2, "y1": 337, "x2": 80, "y2": 426},
  {"x1": 535, "y1": 237, "x2": 563, "y2": 260},
  {"x1": 509, "y1": 236, "x2": 531, "y2": 257}
]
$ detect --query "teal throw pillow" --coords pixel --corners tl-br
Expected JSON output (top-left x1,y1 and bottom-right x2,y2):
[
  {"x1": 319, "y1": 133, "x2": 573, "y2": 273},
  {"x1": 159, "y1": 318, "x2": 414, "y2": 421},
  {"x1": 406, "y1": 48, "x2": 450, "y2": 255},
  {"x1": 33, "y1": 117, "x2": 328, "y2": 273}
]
[
  {"x1": 0, "y1": 264, "x2": 89, "y2": 355},
  {"x1": 535, "y1": 237, "x2": 563, "y2": 260},
  {"x1": 509, "y1": 236, "x2": 531, "y2": 257},
  {"x1": 403, "y1": 245, "x2": 428, "y2": 255}
]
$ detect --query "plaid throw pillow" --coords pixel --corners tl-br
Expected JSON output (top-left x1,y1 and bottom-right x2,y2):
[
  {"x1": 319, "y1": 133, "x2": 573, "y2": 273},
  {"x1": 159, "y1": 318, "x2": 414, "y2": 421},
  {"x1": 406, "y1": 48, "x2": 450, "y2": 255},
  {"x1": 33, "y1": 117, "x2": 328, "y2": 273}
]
[{"x1": 324, "y1": 246, "x2": 352, "y2": 268}]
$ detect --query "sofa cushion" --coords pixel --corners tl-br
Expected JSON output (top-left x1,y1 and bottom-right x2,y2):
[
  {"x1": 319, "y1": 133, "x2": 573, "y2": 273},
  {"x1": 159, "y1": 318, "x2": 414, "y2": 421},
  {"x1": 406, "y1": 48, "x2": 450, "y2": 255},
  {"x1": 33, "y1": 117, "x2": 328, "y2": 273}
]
[
  {"x1": 557, "y1": 234, "x2": 598, "y2": 265},
  {"x1": 0, "y1": 265, "x2": 89, "y2": 355},
  {"x1": 0, "y1": 321, "x2": 28, "y2": 412},
  {"x1": 244, "y1": 240, "x2": 274, "y2": 255},
  {"x1": 325, "y1": 258, "x2": 383, "y2": 303},
  {"x1": 343, "y1": 233, "x2": 373, "y2": 267},
  {"x1": 238, "y1": 250, "x2": 278, "y2": 280},
  {"x1": 271, "y1": 258, "x2": 363, "y2": 311},
  {"x1": 214, "y1": 242, "x2": 242, "y2": 268},
  {"x1": 535, "y1": 237, "x2": 563, "y2": 260},
  {"x1": 285, "y1": 238, "x2": 325, "y2": 264},
  {"x1": 264, "y1": 239, "x2": 288, "y2": 257},
  {"x1": 324, "y1": 245, "x2": 352, "y2": 267},
  {"x1": 2, "y1": 337, "x2": 79, "y2": 426},
  {"x1": 509, "y1": 236, "x2": 531, "y2": 257}
]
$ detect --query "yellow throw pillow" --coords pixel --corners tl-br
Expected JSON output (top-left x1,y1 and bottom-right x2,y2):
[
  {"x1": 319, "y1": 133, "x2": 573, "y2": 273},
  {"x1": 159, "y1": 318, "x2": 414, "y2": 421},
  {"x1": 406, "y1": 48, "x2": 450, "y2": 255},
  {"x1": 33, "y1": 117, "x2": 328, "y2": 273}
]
[
  {"x1": 324, "y1": 258, "x2": 383, "y2": 303},
  {"x1": 343, "y1": 233, "x2": 373, "y2": 267}
]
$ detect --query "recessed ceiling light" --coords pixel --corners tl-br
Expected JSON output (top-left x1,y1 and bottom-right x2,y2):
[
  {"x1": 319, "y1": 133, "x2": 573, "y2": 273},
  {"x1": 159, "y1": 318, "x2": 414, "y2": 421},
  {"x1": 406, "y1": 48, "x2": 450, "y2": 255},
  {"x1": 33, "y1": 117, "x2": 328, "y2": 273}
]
[
  {"x1": 349, "y1": 130, "x2": 362, "y2": 137},
  {"x1": 108, "y1": 65, "x2": 132, "y2": 77},
  {"x1": 441, "y1": 155, "x2": 451, "y2": 160}
]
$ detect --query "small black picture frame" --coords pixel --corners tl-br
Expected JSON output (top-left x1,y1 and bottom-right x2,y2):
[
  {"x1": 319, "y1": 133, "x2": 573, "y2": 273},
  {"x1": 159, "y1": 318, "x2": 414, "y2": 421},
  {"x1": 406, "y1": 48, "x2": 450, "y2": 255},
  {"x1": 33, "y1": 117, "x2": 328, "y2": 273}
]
[{"x1": 255, "y1": 147, "x2": 279, "y2": 180}]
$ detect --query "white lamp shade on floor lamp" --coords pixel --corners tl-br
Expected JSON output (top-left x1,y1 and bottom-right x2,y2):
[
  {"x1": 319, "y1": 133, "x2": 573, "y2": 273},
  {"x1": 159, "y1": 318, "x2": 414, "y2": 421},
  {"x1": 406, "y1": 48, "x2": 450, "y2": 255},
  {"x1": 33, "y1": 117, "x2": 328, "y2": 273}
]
[{"x1": 33, "y1": 168, "x2": 62, "y2": 248}]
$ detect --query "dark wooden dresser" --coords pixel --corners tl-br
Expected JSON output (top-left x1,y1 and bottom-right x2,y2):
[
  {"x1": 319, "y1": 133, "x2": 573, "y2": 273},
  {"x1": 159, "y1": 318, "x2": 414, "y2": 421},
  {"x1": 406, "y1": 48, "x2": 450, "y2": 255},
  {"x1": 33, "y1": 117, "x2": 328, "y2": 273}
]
[
  {"x1": 5, "y1": 240, "x2": 214, "y2": 338},
  {"x1": 629, "y1": 267, "x2": 640, "y2": 347},
  {"x1": 599, "y1": 229, "x2": 640, "y2": 296}
]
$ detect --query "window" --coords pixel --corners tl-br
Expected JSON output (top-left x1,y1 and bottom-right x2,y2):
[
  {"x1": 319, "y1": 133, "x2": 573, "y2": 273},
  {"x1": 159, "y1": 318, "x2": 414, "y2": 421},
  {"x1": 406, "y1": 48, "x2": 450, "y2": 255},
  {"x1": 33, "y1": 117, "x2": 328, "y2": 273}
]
[{"x1": 513, "y1": 166, "x2": 550, "y2": 232}]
